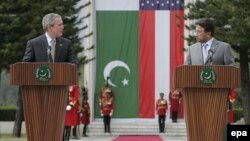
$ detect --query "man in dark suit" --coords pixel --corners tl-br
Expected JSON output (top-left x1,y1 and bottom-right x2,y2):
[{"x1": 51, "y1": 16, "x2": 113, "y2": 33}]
[
  {"x1": 22, "y1": 13, "x2": 78, "y2": 141},
  {"x1": 185, "y1": 18, "x2": 234, "y2": 141},
  {"x1": 22, "y1": 13, "x2": 78, "y2": 64},
  {"x1": 185, "y1": 18, "x2": 234, "y2": 65}
]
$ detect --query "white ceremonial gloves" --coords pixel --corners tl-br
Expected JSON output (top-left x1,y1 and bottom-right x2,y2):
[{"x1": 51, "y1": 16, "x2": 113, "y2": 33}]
[{"x1": 66, "y1": 105, "x2": 72, "y2": 111}]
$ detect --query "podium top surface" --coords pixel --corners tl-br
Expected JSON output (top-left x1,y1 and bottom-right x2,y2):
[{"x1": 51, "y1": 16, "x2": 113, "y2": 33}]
[
  {"x1": 173, "y1": 65, "x2": 240, "y2": 89},
  {"x1": 10, "y1": 62, "x2": 78, "y2": 86}
]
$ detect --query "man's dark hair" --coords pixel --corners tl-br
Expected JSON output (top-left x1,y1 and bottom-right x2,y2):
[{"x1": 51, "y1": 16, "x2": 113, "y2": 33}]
[{"x1": 195, "y1": 18, "x2": 215, "y2": 36}]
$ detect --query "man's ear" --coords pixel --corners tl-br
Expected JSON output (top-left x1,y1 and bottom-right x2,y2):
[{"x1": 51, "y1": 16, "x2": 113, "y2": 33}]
[{"x1": 207, "y1": 32, "x2": 211, "y2": 36}]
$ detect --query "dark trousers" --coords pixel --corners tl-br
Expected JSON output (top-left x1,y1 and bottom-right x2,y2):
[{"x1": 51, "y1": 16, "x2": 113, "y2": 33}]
[
  {"x1": 103, "y1": 115, "x2": 111, "y2": 133},
  {"x1": 83, "y1": 124, "x2": 88, "y2": 136},
  {"x1": 63, "y1": 126, "x2": 71, "y2": 141},
  {"x1": 158, "y1": 115, "x2": 166, "y2": 133},
  {"x1": 171, "y1": 111, "x2": 178, "y2": 122},
  {"x1": 72, "y1": 126, "x2": 77, "y2": 137}
]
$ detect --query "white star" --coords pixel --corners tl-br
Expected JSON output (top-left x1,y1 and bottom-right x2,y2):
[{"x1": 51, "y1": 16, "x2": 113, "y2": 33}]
[{"x1": 122, "y1": 78, "x2": 129, "y2": 86}]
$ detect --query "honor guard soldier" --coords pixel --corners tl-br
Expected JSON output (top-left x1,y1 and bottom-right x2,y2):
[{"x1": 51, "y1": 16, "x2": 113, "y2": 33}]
[
  {"x1": 100, "y1": 92, "x2": 114, "y2": 134},
  {"x1": 63, "y1": 85, "x2": 79, "y2": 141},
  {"x1": 169, "y1": 89, "x2": 182, "y2": 123},
  {"x1": 156, "y1": 92, "x2": 168, "y2": 133},
  {"x1": 81, "y1": 95, "x2": 90, "y2": 137}
]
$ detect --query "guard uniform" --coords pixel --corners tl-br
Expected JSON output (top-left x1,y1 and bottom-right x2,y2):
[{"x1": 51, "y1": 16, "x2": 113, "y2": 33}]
[
  {"x1": 156, "y1": 93, "x2": 168, "y2": 133},
  {"x1": 63, "y1": 85, "x2": 79, "y2": 141},
  {"x1": 100, "y1": 93, "x2": 114, "y2": 133},
  {"x1": 81, "y1": 96, "x2": 90, "y2": 137},
  {"x1": 169, "y1": 89, "x2": 182, "y2": 122}
]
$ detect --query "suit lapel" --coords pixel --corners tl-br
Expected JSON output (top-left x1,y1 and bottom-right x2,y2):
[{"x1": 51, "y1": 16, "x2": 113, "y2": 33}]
[
  {"x1": 40, "y1": 35, "x2": 49, "y2": 58},
  {"x1": 42, "y1": 34, "x2": 48, "y2": 46},
  {"x1": 211, "y1": 39, "x2": 219, "y2": 52}
]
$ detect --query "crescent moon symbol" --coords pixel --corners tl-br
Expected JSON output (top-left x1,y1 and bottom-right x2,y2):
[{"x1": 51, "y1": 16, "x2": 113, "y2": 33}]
[
  {"x1": 39, "y1": 70, "x2": 47, "y2": 77},
  {"x1": 204, "y1": 73, "x2": 212, "y2": 79},
  {"x1": 104, "y1": 60, "x2": 130, "y2": 87}
]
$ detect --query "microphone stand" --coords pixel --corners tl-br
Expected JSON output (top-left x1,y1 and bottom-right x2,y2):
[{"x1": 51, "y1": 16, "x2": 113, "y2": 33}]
[
  {"x1": 206, "y1": 49, "x2": 214, "y2": 65},
  {"x1": 47, "y1": 46, "x2": 51, "y2": 63}
]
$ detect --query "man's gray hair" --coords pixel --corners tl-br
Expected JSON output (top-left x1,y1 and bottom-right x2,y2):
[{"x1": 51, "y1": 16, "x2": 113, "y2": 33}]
[{"x1": 42, "y1": 13, "x2": 61, "y2": 30}]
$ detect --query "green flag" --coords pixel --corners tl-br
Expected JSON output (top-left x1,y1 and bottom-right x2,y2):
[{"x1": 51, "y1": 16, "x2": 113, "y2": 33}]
[{"x1": 94, "y1": 12, "x2": 138, "y2": 118}]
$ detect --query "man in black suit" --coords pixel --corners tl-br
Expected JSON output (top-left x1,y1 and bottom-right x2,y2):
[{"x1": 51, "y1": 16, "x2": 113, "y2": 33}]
[
  {"x1": 22, "y1": 13, "x2": 78, "y2": 141},
  {"x1": 22, "y1": 13, "x2": 78, "y2": 64}
]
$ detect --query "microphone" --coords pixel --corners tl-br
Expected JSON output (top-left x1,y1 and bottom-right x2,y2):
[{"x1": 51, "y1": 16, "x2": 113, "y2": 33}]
[
  {"x1": 47, "y1": 46, "x2": 52, "y2": 62},
  {"x1": 206, "y1": 48, "x2": 215, "y2": 65}
]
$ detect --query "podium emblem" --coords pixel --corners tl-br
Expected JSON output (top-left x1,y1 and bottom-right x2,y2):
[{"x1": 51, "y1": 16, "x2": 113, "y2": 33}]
[
  {"x1": 35, "y1": 66, "x2": 52, "y2": 82},
  {"x1": 200, "y1": 67, "x2": 216, "y2": 84}
]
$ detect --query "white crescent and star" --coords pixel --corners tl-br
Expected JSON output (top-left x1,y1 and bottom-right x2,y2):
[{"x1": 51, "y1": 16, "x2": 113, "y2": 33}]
[
  {"x1": 103, "y1": 60, "x2": 130, "y2": 87},
  {"x1": 204, "y1": 72, "x2": 212, "y2": 79},
  {"x1": 39, "y1": 70, "x2": 47, "y2": 77}
]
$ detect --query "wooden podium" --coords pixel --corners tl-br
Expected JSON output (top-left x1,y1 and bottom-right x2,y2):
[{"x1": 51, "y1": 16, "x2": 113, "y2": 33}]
[
  {"x1": 173, "y1": 65, "x2": 240, "y2": 141},
  {"x1": 10, "y1": 63, "x2": 78, "y2": 141}
]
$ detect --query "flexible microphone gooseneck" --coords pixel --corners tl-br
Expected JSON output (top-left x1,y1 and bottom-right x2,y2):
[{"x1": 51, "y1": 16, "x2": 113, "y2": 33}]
[
  {"x1": 47, "y1": 46, "x2": 52, "y2": 62},
  {"x1": 206, "y1": 48, "x2": 215, "y2": 65}
]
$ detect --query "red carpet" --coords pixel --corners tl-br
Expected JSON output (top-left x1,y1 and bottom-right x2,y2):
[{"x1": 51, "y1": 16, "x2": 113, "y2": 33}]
[{"x1": 112, "y1": 135, "x2": 163, "y2": 141}]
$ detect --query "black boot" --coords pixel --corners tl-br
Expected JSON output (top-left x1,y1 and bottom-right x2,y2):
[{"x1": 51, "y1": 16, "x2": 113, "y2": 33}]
[
  {"x1": 160, "y1": 124, "x2": 163, "y2": 133},
  {"x1": 72, "y1": 126, "x2": 80, "y2": 139},
  {"x1": 83, "y1": 125, "x2": 88, "y2": 137},
  {"x1": 104, "y1": 123, "x2": 107, "y2": 133},
  {"x1": 64, "y1": 127, "x2": 71, "y2": 141},
  {"x1": 173, "y1": 111, "x2": 178, "y2": 122},
  {"x1": 63, "y1": 127, "x2": 66, "y2": 141},
  {"x1": 107, "y1": 124, "x2": 110, "y2": 133}
]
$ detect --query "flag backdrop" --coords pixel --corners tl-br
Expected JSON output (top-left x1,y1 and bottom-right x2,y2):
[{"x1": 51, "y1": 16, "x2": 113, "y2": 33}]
[{"x1": 95, "y1": 0, "x2": 184, "y2": 118}]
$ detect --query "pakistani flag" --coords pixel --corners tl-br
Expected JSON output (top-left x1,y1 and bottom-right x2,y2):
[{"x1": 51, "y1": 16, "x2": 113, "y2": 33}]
[{"x1": 95, "y1": 0, "x2": 184, "y2": 118}]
